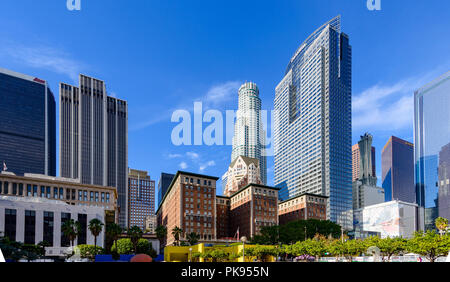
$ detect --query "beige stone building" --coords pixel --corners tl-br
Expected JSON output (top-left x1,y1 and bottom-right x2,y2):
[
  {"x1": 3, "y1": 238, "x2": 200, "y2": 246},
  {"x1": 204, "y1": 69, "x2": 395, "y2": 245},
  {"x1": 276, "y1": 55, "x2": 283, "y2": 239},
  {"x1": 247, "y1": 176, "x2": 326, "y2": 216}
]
[
  {"x1": 223, "y1": 156, "x2": 262, "y2": 197},
  {"x1": 0, "y1": 172, "x2": 118, "y2": 224}
]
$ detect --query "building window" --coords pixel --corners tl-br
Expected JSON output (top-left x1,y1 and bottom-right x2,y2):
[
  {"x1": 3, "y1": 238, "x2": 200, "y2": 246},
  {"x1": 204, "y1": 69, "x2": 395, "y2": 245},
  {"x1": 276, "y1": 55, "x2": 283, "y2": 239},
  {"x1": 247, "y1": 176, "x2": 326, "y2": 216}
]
[
  {"x1": 61, "y1": 213, "x2": 71, "y2": 247},
  {"x1": 77, "y1": 214, "x2": 87, "y2": 245},
  {"x1": 24, "y1": 210, "x2": 36, "y2": 245},
  {"x1": 43, "y1": 211, "x2": 54, "y2": 246},
  {"x1": 4, "y1": 209, "x2": 17, "y2": 241},
  {"x1": 27, "y1": 184, "x2": 32, "y2": 197},
  {"x1": 3, "y1": 182, "x2": 9, "y2": 194}
]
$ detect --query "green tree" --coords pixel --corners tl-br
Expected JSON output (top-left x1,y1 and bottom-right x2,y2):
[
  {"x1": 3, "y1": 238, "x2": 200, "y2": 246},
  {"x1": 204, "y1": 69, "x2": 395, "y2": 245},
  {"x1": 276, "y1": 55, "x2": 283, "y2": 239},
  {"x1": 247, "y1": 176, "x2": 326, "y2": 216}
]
[
  {"x1": 186, "y1": 232, "x2": 200, "y2": 246},
  {"x1": 156, "y1": 225, "x2": 167, "y2": 248},
  {"x1": 88, "y1": 218, "x2": 104, "y2": 255},
  {"x1": 127, "y1": 226, "x2": 144, "y2": 254},
  {"x1": 365, "y1": 236, "x2": 406, "y2": 262},
  {"x1": 61, "y1": 219, "x2": 80, "y2": 248},
  {"x1": 342, "y1": 239, "x2": 366, "y2": 262},
  {"x1": 106, "y1": 223, "x2": 123, "y2": 253},
  {"x1": 435, "y1": 217, "x2": 449, "y2": 237},
  {"x1": 171, "y1": 226, "x2": 183, "y2": 246},
  {"x1": 406, "y1": 231, "x2": 450, "y2": 262}
]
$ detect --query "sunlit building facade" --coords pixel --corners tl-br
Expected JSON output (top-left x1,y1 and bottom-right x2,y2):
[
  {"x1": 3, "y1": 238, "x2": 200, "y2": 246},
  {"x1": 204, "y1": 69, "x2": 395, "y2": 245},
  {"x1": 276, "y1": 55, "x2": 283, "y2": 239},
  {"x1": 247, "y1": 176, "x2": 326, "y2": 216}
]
[
  {"x1": 415, "y1": 71, "x2": 450, "y2": 230},
  {"x1": 230, "y1": 82, "x2": 267, "y2": 185},
  {"x1": 273, "y1": 16, "x2": 353, "y2": 229}
]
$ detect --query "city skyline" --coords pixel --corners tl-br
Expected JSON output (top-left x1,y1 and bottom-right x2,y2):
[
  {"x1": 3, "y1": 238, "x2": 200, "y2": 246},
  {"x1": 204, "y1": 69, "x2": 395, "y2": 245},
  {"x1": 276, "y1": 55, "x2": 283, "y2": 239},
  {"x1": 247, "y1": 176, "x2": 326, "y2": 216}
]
[{"x1": 0, "y1": 1, "x2": 449, "y2": 202}]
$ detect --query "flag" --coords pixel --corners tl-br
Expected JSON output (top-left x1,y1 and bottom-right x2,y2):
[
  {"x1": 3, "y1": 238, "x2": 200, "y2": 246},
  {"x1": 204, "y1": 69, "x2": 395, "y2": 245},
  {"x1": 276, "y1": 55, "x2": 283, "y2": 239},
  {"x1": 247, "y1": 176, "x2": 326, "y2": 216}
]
[{"x1": 2, "y1": 161, "x2": 6, "y2": 172}]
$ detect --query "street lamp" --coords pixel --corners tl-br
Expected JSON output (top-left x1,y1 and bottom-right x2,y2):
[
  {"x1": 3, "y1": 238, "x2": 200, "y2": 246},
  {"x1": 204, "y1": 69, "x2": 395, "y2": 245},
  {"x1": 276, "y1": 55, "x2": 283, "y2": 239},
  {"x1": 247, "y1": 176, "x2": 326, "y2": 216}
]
[
  {"x1": 241, "y1": 236, "x2": 247, "y2": 262},
  {"x1": 189, "y1": 248, "x2": 192, "y2": 262}
]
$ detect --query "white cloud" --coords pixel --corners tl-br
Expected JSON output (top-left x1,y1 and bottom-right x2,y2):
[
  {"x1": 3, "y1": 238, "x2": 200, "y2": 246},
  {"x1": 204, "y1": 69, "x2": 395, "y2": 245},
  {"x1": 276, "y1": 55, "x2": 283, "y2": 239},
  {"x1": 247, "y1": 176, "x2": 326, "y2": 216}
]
[
  {"x1": 0, "y1": 41, "x2": 85, "y2": 83},
  {"x1": 186, "y1": 152, "x2": 200, "y2": 160},
  {"x1": 199, "y1": 160, "x2": 216, "y2": 172},
  {"x1": 352, "y1": 70, "x2": 444, "y2": 132},
  {"x1": 179, "y1": 162, "x2": 188, "y2": 170},
  {"x1": 168, "y1": 154, "x2": 183, "y2": 159},
  {"x1": 203, "y1": 81, "x2": 241, "y2": 109},
  {"x1": 131, "y1": 81, "x2": 241, "y2": 131}
]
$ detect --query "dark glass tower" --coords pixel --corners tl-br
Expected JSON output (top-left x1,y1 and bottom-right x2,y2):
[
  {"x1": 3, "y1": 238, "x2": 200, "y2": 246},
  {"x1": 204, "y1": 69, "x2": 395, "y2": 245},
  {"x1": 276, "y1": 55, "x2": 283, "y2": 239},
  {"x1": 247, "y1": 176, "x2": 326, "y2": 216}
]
[
  {"x1": 0, "y1": 68, "x2": 56, "y2": 176},
  {"x1": 415, "y1": 71, "x2": 450, "y2": 230},
  {"x1": 381, "y1": 136, "x2": 415, "y2": 203},
  {"x1": 273, "y1": 16, "x2": 353, "y2": 229},
  {"x1": 158, "y1": 172, "x2": 175, "y2": 207}
]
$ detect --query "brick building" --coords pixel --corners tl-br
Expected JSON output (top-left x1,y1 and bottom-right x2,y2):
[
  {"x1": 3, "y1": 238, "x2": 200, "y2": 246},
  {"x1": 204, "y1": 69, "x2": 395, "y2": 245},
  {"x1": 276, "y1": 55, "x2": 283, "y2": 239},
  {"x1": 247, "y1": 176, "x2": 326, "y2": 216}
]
[
  {"x1": 156, "y1": 171, "x2": 218, "y2": 247},
  {"x1": 229, "y1": 184, "x2": 279, "y2": 239},
  {"x1": 215, "y1": 196, "x2": 231, "y2": 239},
  {"x1": 278, "y1": 193, "x2": 328, "y2": 226}
]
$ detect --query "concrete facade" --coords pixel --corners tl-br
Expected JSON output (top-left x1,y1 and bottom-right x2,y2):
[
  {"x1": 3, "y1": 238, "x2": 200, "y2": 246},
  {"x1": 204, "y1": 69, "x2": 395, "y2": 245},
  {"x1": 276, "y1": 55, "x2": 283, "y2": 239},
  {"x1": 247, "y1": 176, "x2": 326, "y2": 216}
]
[{"x1": 0, "y1": 196, "x2": 105, "y2": 257}]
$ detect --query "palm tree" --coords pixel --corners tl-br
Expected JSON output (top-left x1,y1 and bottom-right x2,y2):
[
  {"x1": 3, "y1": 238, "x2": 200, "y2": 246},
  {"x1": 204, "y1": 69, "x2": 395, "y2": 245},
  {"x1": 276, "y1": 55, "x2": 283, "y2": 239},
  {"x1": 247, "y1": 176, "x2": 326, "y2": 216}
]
[
  {"x1": 88, "y1": 218, "x2": 104, "y2": 255},
  {"x1": 171, "y1": 226, "x2": 183, "y2": 246},
  {"x1": 61, "y1": 219, "x2": 80, "y2": 248},
  {"x1": 435, "y1": 217, "x2": 449, "y2": 237},
  {"x1": 186, "y1": 232, "x2": 200, "y2": 246},
  {"x1": 127, "y1": 226, "x2": 143, "y2": 254},
  {"x1": 155, "y1": 225, "x2": 167, "y2": 249},
  {"x1": 106, "y1": 223, "x2": 123, "y2": 253}
]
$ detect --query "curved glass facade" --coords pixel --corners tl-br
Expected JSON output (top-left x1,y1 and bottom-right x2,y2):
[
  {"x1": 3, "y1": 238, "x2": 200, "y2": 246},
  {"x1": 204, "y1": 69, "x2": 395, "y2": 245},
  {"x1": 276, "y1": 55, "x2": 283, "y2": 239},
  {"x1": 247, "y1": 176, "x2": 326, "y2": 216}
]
[
  {"x1": 414, "y1": 71, "x2": 450, "y2": 230},
  {"x1": 274, "y1": 16, "x2": 353, "y2": 229}
]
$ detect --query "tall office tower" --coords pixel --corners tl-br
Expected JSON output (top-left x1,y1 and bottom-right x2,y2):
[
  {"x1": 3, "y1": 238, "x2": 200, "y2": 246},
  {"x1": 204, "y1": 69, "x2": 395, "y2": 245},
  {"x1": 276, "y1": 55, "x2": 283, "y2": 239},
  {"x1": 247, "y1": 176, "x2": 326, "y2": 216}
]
[
  {"x1": 381, "y1": 136, "x2": 415, "y2": 203},
  {"x1": 355, "y1": 133, "x2": 377, "y2": 186},
  {"x1": 127, "y1": 169, "x2": 155, "y2": 230},
  {"x1": 352, "y1": 138, "x2": 376, "y2": 182},
  {"x1": 157, "y1": 173, "x2": 175, "y2": 208},
  {"x1": 273, "y1": 16, "x2": 353, "y2": 230},
  {"x1": 230, "y1": 82, "x2": 267, "y2": 185},
  {"x1": 60, "y1": 74, "x2": 128, "y2": 227},
  {"x1": 352, "y1": 133, "x2": 384, "y2": 210},
  {"x1": 0, "y1": 68, "x2": 56, "y2": 176},
  {"x1": 415, "y1": 71, "x2": 450, "y2": 230}
]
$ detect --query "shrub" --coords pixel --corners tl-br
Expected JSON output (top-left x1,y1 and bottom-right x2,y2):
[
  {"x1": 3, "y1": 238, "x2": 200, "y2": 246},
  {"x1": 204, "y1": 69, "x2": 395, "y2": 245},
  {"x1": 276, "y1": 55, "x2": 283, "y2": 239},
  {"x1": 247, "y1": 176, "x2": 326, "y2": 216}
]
[
  {"x1": 77, "y1": 245, "x2": 105, "y2": 260},
  {"x1": 111, "y1": 238, "x2": 157, "y2": 257}
]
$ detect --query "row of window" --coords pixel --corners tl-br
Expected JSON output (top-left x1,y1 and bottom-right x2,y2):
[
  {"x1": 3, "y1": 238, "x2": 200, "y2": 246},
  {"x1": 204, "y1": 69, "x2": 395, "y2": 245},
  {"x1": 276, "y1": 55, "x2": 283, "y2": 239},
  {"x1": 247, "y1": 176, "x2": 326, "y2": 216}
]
[
  {"x1": 0, "y1": 181, "x2": 111, "y2": 204},
  {"x1": 3, "y1": 209, "x2": 88, "y2": 247},
  {"x1": 184, "y1": 177, "x2": 212, "y2": 187}
]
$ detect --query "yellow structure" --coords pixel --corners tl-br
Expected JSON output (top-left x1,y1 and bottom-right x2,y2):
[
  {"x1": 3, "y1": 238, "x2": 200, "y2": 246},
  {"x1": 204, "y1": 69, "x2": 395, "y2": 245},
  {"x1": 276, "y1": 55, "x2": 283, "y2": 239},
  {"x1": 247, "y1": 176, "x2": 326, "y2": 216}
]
[{"x1": 164, "y1": 244, "x2": 277, "y2": 262}]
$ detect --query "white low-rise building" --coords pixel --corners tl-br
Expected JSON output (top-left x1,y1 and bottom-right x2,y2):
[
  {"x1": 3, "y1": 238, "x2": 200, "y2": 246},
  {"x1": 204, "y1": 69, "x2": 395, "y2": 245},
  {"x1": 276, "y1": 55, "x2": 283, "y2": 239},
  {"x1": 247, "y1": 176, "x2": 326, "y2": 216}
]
[
  {"x1": 0, "y1": 195, "x2": 105, "y2": 257},
  {"x1": 353, "y1": 200, "x2": 424, "y2": 238}
]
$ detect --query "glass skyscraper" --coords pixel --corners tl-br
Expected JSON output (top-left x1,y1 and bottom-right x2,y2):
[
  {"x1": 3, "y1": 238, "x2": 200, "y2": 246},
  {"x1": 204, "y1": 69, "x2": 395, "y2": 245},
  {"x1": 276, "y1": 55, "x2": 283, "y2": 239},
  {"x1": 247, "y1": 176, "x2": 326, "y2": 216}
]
[
  {"x1": 274, "y1": 16, "x2": 353, "y2": 229},
  {"x1": 157, "y1": 172, "x2": 175, "y2": 208},
  {"x1": 415, "y1": 71, "x2": 450, "y2": 230},
  {"x1": 0, "y1": 67, "x2": 56, "y2": 176},
  {"x1": 381, "y1": 136, "x2": 415, "y2": 203}
]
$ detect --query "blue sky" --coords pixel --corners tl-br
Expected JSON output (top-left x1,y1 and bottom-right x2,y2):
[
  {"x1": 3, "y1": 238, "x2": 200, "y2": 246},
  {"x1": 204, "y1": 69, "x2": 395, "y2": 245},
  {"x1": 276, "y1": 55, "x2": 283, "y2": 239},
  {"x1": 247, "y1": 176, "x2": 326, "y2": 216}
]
[{"x1": 1, "y1": 0, "x2": 449, "y2": 202}]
